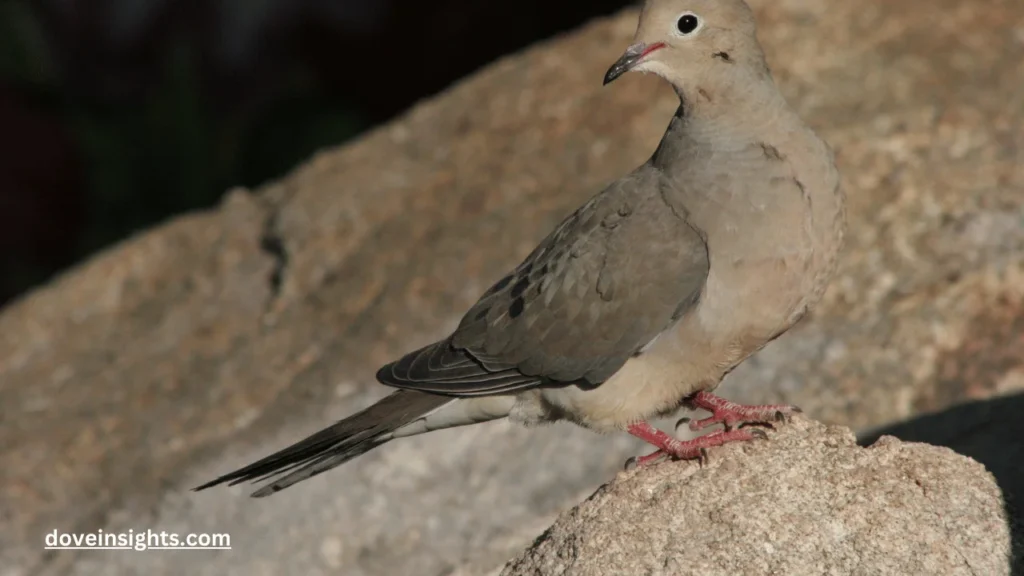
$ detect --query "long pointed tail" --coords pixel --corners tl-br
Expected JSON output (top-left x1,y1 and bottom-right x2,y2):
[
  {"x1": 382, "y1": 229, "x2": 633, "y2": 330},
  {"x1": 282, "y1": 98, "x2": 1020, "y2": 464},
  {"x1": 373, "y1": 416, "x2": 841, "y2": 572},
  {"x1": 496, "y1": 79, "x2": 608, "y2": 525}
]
[
  {"x1": 194, "y1": 390, "x2": 452, "y2": 497},
  {"x1": 194, "y1": 391, "x2": 513, "y2": 497}
]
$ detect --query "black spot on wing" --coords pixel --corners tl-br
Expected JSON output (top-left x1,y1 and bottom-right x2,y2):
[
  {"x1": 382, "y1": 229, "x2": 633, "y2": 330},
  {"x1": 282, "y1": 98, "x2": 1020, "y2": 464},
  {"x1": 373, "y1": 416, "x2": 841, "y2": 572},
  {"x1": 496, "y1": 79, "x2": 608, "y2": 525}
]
[
  {"x1": 509, "y1": 297, "x2": 525, "y2": 319},
  {"x1": 511, "y1": 277, "x2": 530, "y2": 299},
  {"x1": 485, "y1": 274, "x2": 514, "y2": 296}
]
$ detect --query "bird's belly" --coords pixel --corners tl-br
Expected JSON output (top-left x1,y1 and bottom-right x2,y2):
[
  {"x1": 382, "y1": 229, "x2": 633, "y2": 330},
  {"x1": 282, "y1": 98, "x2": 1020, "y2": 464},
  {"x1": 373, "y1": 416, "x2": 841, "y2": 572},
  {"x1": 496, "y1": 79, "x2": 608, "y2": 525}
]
[{"x1": 535, "y1": 344, "x2": 713, "y2": 432}]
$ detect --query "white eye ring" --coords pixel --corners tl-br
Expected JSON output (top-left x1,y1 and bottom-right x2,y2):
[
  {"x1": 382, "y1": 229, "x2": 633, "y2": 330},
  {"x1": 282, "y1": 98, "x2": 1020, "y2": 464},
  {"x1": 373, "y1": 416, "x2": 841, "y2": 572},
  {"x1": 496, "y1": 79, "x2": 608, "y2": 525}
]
[{"x1": 674, "y1": 12, "x2": 703, "y2": 37}]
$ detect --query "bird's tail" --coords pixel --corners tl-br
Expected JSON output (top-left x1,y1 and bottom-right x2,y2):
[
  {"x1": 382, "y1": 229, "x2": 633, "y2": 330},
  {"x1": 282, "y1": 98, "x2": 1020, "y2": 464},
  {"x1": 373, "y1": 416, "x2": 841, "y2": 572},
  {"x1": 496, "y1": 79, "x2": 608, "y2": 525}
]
[{"x1": 194, "y1": 390, "x2": 513, "y2": 497}]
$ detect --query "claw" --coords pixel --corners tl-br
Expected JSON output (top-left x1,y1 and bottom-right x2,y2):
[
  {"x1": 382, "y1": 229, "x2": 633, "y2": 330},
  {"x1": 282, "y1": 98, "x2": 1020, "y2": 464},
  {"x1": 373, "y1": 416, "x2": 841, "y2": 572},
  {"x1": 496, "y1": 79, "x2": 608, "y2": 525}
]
[
  {"x1": 749, "y1": 428, "x2": 769, "y2": 440},
  {"x1": 624, "y1": 456, "x2": 638, "y2": 471},
  {"x1": 674, "y1": 417, "x2": 691, "y2": 434},
  {"x1": 633, "y1": 449, "x2": 670, "y2": 468}
]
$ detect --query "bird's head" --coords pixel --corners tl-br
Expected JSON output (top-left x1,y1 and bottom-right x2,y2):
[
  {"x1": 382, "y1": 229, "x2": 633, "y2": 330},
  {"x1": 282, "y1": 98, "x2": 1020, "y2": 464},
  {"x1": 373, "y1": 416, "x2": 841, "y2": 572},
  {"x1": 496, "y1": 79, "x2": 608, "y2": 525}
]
[{"x1": 603, "y1": 0, "x2": 768, "y2": 92}]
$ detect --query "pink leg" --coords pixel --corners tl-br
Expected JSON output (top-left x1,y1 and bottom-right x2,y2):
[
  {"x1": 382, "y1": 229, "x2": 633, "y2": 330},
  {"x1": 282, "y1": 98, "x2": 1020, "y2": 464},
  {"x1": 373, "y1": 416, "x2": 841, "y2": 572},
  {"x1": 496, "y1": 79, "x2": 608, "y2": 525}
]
[
  {"x1": 626, "y1": 421, "x2": 765, "y2": 468},
  {"x1": 687, "y1": 390, "x2": 801, "y2": 432}
]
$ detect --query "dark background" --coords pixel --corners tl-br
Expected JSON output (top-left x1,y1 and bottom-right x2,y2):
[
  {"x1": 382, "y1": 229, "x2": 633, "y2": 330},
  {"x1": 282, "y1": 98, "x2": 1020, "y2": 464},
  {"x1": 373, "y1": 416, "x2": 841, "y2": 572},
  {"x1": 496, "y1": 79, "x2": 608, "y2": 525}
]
[{"x1": 0, "y1": 0, "x2": 633, "y2": 306}]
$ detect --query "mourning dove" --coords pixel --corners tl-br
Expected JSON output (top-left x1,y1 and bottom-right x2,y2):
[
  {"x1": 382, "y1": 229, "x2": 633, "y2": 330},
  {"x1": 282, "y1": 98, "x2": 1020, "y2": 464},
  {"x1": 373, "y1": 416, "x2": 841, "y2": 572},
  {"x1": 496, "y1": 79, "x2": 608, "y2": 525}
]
[{"x1": 197, "y1": 0, "x2": 845, "y2": 497}]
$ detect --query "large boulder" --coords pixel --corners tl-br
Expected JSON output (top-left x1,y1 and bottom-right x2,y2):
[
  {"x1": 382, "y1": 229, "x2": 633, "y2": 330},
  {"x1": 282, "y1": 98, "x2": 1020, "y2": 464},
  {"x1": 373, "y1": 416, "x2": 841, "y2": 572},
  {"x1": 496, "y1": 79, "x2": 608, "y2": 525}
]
[
  {"x1": 502, "y1": 418, "x2": 1014, "y2": 576},
  {"x1": 2, "y1": 0, "x2": 1022, "y2": 574}
]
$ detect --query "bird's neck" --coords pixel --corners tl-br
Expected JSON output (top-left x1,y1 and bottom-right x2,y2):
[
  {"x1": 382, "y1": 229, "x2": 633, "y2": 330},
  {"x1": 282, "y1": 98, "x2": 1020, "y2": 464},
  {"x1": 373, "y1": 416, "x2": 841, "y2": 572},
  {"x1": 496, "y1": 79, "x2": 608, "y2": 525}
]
[
  {"x1": 649, "y1": 75, "x2": 798, "y2": 173},
  {"x1": 668, "y1": 71, "x2": 794, "y2": 144}
]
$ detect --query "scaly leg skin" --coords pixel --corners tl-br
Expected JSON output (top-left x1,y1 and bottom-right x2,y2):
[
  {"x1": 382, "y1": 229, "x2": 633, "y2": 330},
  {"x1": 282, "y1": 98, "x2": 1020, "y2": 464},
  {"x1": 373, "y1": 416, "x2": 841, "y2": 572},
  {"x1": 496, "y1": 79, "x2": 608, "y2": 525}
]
[
  {"x1": 686, "y1": 390, "x2": 801, "y2": 432},
  {"x1": 625, "y1": 421, "x2": 766, "y2": 469}
]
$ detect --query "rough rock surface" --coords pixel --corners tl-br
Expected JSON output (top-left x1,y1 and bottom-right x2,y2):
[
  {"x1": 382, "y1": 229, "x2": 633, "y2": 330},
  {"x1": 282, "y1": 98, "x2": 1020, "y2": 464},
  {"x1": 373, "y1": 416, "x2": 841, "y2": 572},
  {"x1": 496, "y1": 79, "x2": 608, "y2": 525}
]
[
  {"x1": 502, "y1": 417, "x2": 1013, "y2": 576},
  {"x1": 2, "y1": 0, "x2": 1023, "y2": 574},
  {"x1": 860, "y1": 391, "x2": 1024, "y2": 572}
]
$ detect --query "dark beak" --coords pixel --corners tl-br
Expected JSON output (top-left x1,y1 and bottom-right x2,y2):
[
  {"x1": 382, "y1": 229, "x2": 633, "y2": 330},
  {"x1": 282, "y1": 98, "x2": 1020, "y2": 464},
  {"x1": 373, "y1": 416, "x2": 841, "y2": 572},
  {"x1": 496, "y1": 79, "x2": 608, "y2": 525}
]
[{"x1": 603, "y1": 42, "x2": 665, "y2": 85}]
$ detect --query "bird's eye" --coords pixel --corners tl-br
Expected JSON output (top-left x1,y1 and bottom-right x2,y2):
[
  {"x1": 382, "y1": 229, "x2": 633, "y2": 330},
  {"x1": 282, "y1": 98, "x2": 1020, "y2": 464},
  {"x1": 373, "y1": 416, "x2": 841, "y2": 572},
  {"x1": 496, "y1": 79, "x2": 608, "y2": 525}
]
[{"x1": 676, "y1": 13, "x2": 702, "y2": 35}]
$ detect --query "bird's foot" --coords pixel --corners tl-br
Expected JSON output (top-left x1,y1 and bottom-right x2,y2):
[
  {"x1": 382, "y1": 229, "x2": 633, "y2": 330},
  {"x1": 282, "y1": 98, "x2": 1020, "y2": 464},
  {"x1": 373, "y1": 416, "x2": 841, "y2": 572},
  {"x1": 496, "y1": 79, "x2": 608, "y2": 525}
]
[
  {"x1": 685, "y1": 390, "x2": 801, "y2": 432},
  {"x1": 625, "y1": 421, "x2": 766, "y2": 469}
]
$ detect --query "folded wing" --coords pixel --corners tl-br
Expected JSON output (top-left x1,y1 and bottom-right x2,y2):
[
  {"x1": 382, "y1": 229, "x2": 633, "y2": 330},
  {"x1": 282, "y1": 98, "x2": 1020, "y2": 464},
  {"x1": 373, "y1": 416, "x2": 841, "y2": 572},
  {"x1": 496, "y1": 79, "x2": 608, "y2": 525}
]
[{"x1": 377, "y1": 169, "x2": 709, "y2": 395}]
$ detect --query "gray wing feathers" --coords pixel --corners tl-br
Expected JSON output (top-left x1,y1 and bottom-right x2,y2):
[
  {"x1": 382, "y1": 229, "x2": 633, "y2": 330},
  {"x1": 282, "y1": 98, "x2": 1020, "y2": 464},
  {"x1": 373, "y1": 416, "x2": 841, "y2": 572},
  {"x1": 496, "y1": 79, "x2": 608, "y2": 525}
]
[
  {"x1": 381, "y1": 168, "x2": 709, "y2": 395},
  {"x1": 377, "y1": 338, "x2": 541, "y2": 395}
]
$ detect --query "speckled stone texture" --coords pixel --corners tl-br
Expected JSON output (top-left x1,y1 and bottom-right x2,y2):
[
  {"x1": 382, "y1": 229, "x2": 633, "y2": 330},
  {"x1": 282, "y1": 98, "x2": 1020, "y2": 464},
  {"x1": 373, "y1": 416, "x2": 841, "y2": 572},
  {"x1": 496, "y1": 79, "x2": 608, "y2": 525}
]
[
  {"x1": 2, "y1": 0, "x2": 1023, "y2": 574},
  {"x1": 502, "y1": 417, "x2": 1012, "y2": 576}
]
